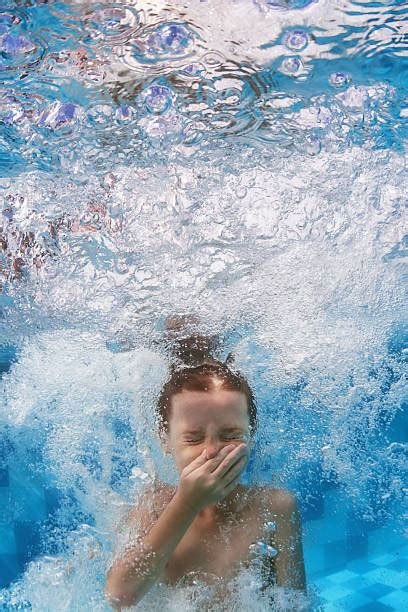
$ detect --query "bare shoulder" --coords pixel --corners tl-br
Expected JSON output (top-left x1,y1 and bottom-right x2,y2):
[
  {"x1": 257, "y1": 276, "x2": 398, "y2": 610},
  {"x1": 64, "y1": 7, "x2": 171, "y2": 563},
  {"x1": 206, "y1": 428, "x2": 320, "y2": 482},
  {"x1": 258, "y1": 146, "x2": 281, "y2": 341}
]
[
  {"x1": 247, "y1": 485, "x2": 299, "y2": 517},
  {"x1": 125, "y1": 481, "x2": 176, "y2": 530}
]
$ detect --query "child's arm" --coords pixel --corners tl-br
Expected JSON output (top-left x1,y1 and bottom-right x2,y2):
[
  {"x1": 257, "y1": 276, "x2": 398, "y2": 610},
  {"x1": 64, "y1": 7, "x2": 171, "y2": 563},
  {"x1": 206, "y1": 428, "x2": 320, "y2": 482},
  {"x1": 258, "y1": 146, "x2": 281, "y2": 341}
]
[
  {"x1": 269, "y1": 490, "x2": 307, "y2": 591},
  {"x1": 105, "y1": 486, "x2": 198, "y2": 609},
  {"x1": 105, "y1": 443, "x2": 248, "y2": 609}
]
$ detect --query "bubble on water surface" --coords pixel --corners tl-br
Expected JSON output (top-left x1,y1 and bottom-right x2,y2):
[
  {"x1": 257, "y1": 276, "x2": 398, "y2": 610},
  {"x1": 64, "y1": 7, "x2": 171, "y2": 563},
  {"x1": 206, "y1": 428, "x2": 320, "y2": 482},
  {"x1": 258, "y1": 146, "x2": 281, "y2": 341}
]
[
  {"x1": 115, "y1": 103, "x2": 134, "y2": 122},
  {"x1": 140, "y1": 84, "x2": 174, "y2": 114},
  {"x1": 202, "y1": 51, "x2": 224, "y2": 67},
  {"x1": 180, "y1": 62, "x2": 205, "y2": 77},
  {"x1": 138, "y1": 110, "x2": 185, "y2": 146},
  {"x1": 283, "y1": 29, "x2": 309, "y2": 51},
  {"x1": 280, "y1": 56, "x2": 303, "y2": 75},
  {"x1": 329, "y1": 71, "x2": 352, "y2": 89},
  {"x1": 37, "y1": 102, "x2": 80, "y2": 130},
  {"x1": 85, "y1": 5, "x2": 141, "y2": 44},
  {"x1": 0, "y1": 31, "x2": 44, "y2": 73},
  {"x1": 147, "y1": 23, "x2": 195, "y2": 56},
  {"x1": 1, "y1": 32, "x2": 36, "y2": 55}
]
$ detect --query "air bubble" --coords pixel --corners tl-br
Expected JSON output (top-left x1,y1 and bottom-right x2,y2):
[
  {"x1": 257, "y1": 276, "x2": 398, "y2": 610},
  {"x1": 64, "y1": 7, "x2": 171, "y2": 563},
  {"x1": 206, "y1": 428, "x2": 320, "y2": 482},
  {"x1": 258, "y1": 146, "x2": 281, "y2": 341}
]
[
  {"x1": 115, "y1": 104, "x2": 134, "y2": 122},
  {"x1": 147, "y1": 23, "x2": 194, "y2": 56},
  {"x1": 86, "y1": 6, "x2": 140, "y2": 43},
  {"x1": 202, "y1": 51, "x2": 224, "y2": 67},
  {"x1": 264, "y1": 520, "x2": 276, "y2": 532},
  {"x1": 180, "y1": 63, "x2": 205, "y2": 77},
  {"x1": 249, "y1": 541, "x2": 278, "y2": 557},
  {"x1": 280, "y1": 56, "x2": 303, "y2": 75},
  {"x1": 130, "y1": 467, "x2": 150, "y2": 481},
  {"x1": 329, "y1": 71, "x2": 352, "y2": 89},
  {"x1": 0, "y1": 31, "x2": 43, "y2": 73},
  {"x1": 87, "y1": 104, "x2": 113, "y2": 126},
  {"x1": 283, "y1": 29, "x2": 309, "y2": 51},
  {"x1": 1, "y1": 33, "x2": 36, "y2": 55},
  {"x1": 304, "y1": 133, "x2": 321, "y2": 155},
  {"x1": 37, "y1": 102, "x2": 79, "y2": 130},
  {"x1": 141, "y1": 85, "x2": 174, "y2": 114}
]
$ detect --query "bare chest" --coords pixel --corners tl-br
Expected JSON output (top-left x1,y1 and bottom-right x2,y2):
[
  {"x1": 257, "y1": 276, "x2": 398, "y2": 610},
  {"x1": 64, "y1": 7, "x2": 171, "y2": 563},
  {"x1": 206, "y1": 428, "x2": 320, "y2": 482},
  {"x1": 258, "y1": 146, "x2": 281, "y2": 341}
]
[{"x1": 164, "y1": 513, "x2": 267, "y2": 585}]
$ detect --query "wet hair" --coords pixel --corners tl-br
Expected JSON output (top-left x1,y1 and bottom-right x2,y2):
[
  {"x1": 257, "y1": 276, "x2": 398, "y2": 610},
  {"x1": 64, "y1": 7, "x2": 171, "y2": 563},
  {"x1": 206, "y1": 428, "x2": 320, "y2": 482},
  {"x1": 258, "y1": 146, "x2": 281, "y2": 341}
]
[{"x1": 156, "y1": 327, "x2": 257, "y2": 435}]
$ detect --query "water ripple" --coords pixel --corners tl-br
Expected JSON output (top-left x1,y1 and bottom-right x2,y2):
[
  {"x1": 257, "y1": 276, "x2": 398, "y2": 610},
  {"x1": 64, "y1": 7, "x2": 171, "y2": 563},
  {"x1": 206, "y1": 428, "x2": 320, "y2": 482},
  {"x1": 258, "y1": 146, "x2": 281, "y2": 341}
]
[
  {"x1": 0, "y1": 1, "x2": 405, "y2": 172},
  {"x1": 84, "y1": 4, "x2": 142, "y2": 45}
]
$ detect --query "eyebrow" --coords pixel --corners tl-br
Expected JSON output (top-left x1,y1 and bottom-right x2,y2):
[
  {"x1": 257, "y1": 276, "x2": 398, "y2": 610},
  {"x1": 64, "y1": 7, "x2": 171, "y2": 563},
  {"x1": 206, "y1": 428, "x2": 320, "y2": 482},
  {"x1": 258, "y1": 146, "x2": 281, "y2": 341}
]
[{"x1": 181, "y1": 427, "x2": 245, "y2": 435}]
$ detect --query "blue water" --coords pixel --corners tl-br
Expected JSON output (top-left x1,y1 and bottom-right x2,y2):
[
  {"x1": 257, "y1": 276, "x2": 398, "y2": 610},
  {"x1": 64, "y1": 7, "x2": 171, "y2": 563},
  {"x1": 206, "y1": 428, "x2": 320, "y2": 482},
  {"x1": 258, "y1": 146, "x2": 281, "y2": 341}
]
[{"x1": 0, "y1": 1, "x2": 407, "y2": 610}]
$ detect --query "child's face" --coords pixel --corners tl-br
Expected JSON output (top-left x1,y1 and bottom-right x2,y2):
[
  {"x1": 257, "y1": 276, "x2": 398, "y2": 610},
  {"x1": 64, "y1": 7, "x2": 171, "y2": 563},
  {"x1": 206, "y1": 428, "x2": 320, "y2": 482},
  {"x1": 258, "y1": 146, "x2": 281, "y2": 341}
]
[{"x1": 165, "y1": 386, "x2": 251, "y2": 473}]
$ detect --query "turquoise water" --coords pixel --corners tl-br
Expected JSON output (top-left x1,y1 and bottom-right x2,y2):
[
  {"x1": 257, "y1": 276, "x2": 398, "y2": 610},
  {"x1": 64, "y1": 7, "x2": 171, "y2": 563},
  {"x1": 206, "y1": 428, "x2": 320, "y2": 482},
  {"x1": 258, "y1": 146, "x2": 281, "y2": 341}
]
[{"x1": 0, "y1": 1, "x2": 407, "y2": 610}]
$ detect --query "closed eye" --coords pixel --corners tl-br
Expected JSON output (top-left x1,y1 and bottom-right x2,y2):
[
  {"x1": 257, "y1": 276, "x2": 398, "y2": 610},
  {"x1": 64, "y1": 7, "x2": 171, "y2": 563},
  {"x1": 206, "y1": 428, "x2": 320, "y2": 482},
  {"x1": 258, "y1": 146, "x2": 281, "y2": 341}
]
[{"x1": 222, "y1": 432, "x2": 247, "y2": 441}]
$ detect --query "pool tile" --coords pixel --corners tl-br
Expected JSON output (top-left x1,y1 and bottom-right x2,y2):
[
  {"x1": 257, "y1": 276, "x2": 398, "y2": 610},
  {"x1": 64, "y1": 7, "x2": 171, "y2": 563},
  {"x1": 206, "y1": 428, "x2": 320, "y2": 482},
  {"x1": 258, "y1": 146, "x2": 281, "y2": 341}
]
[
  {"x1": 323, "y1": 490, "x2": 348, "y2": 530},
  {"x1": 386, "y1": 558, "x2": 408, "y2": 573},
  {"x1": 319, "y1": 584, "x2": 354, "y2": 602},
  {"x1": 368, "y1": 527, "x2": 406, "y2": 556},
  {"x1": 343, "y1": 575, "x2": 379, "y2": 591},
  {"x1": 13, "y1": 521, "x2": 42, "y2": 561},
  {"x1": 301, "y1": 484, "x2": 325, "y2": 521},
  {"x1": 8, "y1": 470, "x2": 47, "y2": 522},
  {"x1": 370, "y1": 553, "x2": 400, "y2": 567},
  {"x1": 346, "y1": 533, "x2": 368, "y2": 560},
  {"x1": 313, "y1": 576, "x2": 335, "y2": 591},
  {"x1": 0, "y1": 525, "x2": 16, "y2": 555},
  {"x1": 359, "y1": 582, "x2": 393, "y2": 600},
  {"x1": 324, "y1": 540, "x2": 348, "y2": 572},
  {"x1": 0, "y1": 488, "x2": 14, "y2": 520},
  {"x1": 0, "y1": 555, "x2": 22, "y2": 589},
  {"x1": 334, "y1": 591, "x2": 372, "y2": 610},
  {"x1": 396, "y1": 545, "x2": 408, "y2": 562},
  {"x1": 377, "y1": 589, "x2": 408, "y2": 609},
  {"x1": 363, "y1": 567, "x2": 408, "y2": 589},
  {"x1": 305, "y1": 517, "x2": 339, "y2": 547},
  {"x1": 326, "y1": 569, "x2": 360, "y2": 584},
  {"x1": 304, "y1": 545, "x2": 326, "y2": 575},
  {"x1": 0, "y1": 467, "x2": 9, "y2": 487},
  {"x1": 346, "y1": 558, "x2": 381, "y2": 575},
  {"x1": 353, "y1": 603, "x2": 393, "y2": 612}
]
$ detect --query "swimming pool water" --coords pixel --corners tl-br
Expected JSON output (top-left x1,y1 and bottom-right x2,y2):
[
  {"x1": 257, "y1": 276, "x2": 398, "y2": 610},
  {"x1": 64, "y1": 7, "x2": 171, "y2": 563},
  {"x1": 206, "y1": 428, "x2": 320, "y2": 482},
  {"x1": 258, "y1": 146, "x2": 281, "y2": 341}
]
[{"x1": 0, "y1": 0, "x2": 407, "y2": 610}]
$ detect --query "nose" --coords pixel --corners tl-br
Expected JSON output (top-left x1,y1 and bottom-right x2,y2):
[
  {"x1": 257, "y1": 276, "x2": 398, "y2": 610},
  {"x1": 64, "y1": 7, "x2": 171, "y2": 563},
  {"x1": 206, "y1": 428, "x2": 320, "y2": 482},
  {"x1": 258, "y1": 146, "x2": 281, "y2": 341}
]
[{"x1": 205, "y1": 440, "x2": 223, "y2": 459}]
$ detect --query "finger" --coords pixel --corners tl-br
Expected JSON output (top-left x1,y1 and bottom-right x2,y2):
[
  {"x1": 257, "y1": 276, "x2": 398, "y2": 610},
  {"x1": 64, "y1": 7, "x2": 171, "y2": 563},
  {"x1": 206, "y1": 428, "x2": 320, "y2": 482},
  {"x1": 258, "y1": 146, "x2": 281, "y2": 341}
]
[
  {"x1": 203, "y1": 444, "x2": 236, "y2": 472},
  {"x1": 182, "y1": 449, "x2": 208, "y2": 476},
  {"x1": 221, "y1": 455, "x2": 248, "y2": 483},
  {"x1": 212, "y1": 444, "x2": 248, "y2": 477},
  {"x1": 222, "y1": 473, "x2": 242, "y2": 496}
]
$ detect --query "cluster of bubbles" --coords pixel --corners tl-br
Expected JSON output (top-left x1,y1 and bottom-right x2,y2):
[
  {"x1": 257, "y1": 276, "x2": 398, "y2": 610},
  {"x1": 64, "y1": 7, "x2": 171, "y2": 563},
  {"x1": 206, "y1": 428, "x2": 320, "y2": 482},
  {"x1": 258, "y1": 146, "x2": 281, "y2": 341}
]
[{"x1": 0, "y1": 1, "x2": 406, "y2": 175}]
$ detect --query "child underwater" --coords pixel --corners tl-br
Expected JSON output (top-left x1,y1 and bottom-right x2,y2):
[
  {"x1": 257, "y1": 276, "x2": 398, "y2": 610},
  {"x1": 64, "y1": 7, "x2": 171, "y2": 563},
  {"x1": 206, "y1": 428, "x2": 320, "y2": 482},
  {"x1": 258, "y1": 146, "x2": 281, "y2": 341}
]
[{"x1": 105, "y1": 315, "x2": 307, "y2": 609}]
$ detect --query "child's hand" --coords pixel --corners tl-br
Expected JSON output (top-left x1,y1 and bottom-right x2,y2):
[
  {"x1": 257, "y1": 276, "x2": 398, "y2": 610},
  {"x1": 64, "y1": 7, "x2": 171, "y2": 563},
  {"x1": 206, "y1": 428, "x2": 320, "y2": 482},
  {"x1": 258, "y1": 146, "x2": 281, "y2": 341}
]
[{"x1": 176, "y1": 443, "x2": 248, "y2": 513}]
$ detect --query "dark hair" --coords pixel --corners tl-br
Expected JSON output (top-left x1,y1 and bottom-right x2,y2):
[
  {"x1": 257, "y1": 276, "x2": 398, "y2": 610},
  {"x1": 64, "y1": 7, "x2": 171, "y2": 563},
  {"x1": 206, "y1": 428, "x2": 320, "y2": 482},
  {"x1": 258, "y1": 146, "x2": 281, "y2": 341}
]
[{"x1": 156, "y1": 320, "x2": 257, "y2": 435}]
